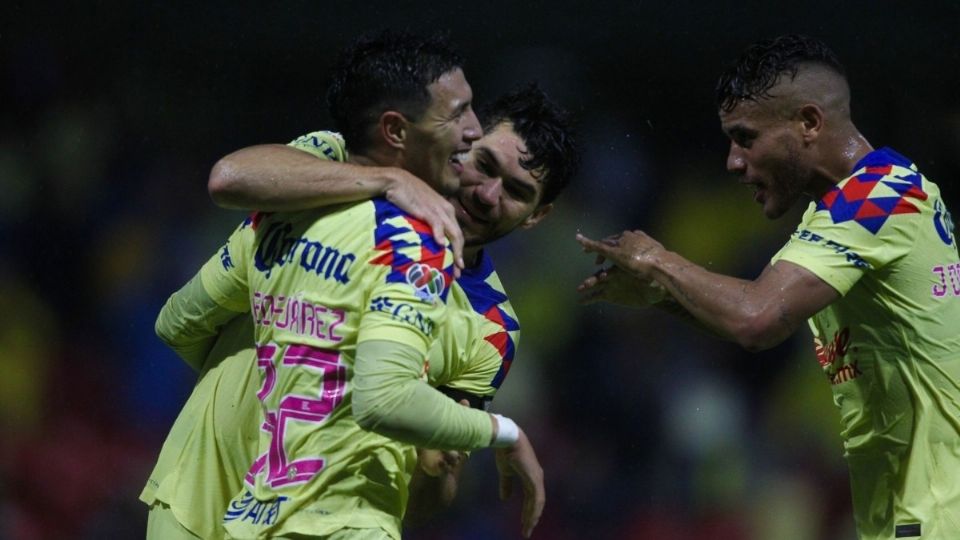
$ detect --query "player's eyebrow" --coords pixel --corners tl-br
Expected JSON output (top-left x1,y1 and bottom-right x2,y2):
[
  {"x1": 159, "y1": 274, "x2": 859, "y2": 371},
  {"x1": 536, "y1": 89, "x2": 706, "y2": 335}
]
[
  {"x1": 450, "y1": 100, "x2": 471, "y2": 118},
  {"x1": 724, "y1": 124, "x2": 757, "y2": 139},
  {"x1": 477, "y1": 146, "x2": 538, "y2": 201}
]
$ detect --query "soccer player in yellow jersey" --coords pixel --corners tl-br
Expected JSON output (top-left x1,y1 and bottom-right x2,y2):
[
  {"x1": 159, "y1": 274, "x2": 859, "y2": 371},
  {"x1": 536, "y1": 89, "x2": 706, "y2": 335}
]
[{"x1": 577, "y1": 35, "x2": 960, "y2": 539}]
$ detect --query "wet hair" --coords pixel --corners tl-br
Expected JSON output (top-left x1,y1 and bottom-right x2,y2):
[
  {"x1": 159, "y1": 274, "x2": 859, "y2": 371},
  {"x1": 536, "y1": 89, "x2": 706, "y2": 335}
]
[
  {"x1": 480, "y1": 83, "x2": 580, "y2": 206},
  {"x1": 716, "y1": 34, "x2": 846, "y2": 113},
  {"x1": 326, "y1": 29, "x2": 464, "y2": 153}
]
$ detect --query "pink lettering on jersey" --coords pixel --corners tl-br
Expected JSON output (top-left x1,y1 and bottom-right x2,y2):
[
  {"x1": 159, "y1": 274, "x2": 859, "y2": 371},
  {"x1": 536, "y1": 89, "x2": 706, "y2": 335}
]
[
  {"x1": 252, "y1": 291, "x2": 345, "y2": 342},
  {"x1": 246, "y1": 344, "x2": 348, "y2": 489},
  {"x1": 932, "y1": 263, "x2": 960, "y2": 297}
]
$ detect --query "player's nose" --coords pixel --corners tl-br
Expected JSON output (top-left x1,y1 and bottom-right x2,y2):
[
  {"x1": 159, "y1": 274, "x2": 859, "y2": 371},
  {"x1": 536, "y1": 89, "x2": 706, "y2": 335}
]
[
  {"x1": 462, "y1": 109, "x2": 481, "y2": 144},
  {"x1": 475, "y1": 177, "x2": 502, "y2": 207},
  {"x1": 726, "y1": 143, "x2": 746, "y2": 174}
]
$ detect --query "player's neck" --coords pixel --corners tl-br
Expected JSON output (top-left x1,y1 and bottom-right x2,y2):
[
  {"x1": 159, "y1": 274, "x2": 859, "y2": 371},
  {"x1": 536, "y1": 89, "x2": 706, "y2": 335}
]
[
  {"x1": 835, "y1": 129, "x2": 874, "y2": 177},
  {"x1": 818, "y1": 128, "x2": 874, "y2": 187}
]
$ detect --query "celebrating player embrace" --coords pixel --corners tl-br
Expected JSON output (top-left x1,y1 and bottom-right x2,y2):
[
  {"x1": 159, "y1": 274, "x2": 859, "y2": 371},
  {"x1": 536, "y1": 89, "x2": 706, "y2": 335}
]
[{"x1": 142, "y1": 29, "x2": 579, "y2": 540}]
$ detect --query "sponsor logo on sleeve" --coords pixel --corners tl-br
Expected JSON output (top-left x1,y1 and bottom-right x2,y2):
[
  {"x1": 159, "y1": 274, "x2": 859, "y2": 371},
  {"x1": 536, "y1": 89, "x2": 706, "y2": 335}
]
[
  {"x1": 220, "y1": 244, "x2": 234, "y2": 270},
  {"x1": 369, "y1": 296, "x2": 436, "y2": 336},
  {"x1": 793, "y1": 229, "x2": 871, "y2": 269}
]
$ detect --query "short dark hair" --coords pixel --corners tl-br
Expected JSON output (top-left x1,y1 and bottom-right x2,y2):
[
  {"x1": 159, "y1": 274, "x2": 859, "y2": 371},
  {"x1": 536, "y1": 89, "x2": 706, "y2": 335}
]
[
  {"x1": 326, "y1": 29, "x2": 464, "y2": 153},
  {"x1": 480, "y1": 83, "x2": 580, "y2": 206},
  {"x1": 716, "y1": 34, "x2": 846, "y2": 113}
]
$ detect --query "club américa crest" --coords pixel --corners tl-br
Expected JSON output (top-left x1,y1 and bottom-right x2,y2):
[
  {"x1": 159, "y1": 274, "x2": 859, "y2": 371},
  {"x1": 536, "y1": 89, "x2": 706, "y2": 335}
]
[{"x1": 406, "y1": 263, "x2": 445, "y2": 303}]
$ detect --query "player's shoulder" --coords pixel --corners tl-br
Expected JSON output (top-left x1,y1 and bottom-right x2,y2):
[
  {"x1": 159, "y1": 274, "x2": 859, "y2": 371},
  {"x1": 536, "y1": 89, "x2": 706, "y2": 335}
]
[
  {"x1": 457, "y1": 252, "x2": 520, "y2": 330},
  {"x1": 370, "y1": 198, "x2": 450, "y2": 251},
  {"x1": 813, "y1": 147, "x2": 931, "y2": 236},
  {"x1": 369, "y1": 197, "x2": 455, "y2": 303}
]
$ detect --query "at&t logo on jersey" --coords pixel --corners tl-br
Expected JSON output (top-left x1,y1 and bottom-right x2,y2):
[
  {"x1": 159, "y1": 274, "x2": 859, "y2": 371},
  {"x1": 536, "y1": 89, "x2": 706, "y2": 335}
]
[
  {"x1": 369, "y1": 296, "x2": 436, "y2": 336},
  {"x1": 406, "y1": 263, "x2": 445, "y2": 303}
]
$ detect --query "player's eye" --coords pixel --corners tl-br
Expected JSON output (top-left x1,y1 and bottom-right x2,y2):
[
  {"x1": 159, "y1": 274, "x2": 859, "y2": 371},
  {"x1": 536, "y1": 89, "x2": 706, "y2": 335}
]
[{"x1": 477, "y1": 159, "x2": 495, "y2": 178}]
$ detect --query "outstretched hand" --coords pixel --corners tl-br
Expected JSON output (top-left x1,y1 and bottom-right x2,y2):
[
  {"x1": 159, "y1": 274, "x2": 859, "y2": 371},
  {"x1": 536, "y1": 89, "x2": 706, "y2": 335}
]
[
  {"x1": 575, "y1": 230, "x2": 666, "y2": 278},
  {"x1": 384, "y1": 169, "x2": 465, "y2": 275},
  {"x1": 577, "y1": 264, "x2": 667, "y2": 307},
  {"x1": 495, "y1": 430, "x2": 545, "y2": 538}
]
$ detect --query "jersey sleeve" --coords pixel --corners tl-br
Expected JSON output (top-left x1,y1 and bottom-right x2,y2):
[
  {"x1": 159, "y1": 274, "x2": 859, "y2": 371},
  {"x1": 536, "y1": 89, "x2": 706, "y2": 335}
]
[
  {"x1": 772, "y1": 191, "x2": 920, "y2": 296},
  {"x1": 359, "y1": 200, "x2": 456, "y2": 356},
  {"x1": 154, "y1": 274, "x2": 244, "y2": 371},
  {"x1": 445, "y1": 332, "x2": 519, "y2": 401},
  {"x1": 288, "y1": 130, "x2": 348, "y2": 161},
  {"x1": 352, "y1": 340, "x2": 493, "y2": 450},
  {"x1": 199, "y1": 218, "x2": 256, "y2": 312},
  {"x1": 155, "y1": 219, "x2": 254, "y2": 370},
  {"x1": 446, "y1": 267, "x2": 521, "y2": 402}
]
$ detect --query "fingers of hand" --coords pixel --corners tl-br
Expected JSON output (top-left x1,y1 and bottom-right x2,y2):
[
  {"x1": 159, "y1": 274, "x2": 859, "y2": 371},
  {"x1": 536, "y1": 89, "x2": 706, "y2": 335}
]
[
  {"x1": 577, "y1": 274, "x2": 599, "y2": 291},
  {"x1": 575, "y1": 233, "x2": 600, "y2": 253},
  {"x1": 499, "y1": 473, "x2": 513, "y2": 501},
  {"x1": 520, "y1": 472, "x2": 545, "y2": 538}
]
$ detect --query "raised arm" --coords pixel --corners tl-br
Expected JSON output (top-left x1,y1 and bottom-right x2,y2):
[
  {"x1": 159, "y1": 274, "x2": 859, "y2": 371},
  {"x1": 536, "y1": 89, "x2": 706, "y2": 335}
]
[
  {"x1": 208, "y1": 142, "x2": 464, "y2": 268},
  {"x1": 577, "y1": 230, "x2": 838, "y2": 351}
]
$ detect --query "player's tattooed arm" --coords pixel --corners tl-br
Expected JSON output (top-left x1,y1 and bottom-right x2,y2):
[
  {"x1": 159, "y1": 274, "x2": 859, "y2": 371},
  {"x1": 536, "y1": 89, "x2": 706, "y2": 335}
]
[{"x1": 577, "y1": 230, "x2": 838, "y2": 351}]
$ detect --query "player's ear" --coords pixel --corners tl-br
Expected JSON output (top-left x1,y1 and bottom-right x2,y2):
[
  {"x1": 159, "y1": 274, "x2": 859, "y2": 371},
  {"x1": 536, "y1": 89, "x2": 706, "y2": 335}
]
[
  {"x1": 797, "y1": 103, "x2": 824, "y2": 143},
  {"x1": 520, "y1": 203, "x2": 553, "y2": 230},
  {"x1": 379, "y1": 111, "x2": 408, "y2": 150}
]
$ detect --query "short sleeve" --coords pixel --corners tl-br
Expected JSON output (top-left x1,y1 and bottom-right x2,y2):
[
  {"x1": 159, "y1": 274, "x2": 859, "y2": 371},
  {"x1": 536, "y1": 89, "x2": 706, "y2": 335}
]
[
  {"x1": 773, "y1": 193, "x2": 920, "y2": 296},
  {"x1": 288, "y1": 131, "x2": 348, "y2": 162}
]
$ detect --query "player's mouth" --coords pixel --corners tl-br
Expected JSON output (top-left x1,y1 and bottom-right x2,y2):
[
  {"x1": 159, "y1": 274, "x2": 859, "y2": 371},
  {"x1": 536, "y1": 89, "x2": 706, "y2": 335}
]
[
  {"x1": 452, "y1": 197, "x2": 488, "y2": 228},
  {"x1": 449, "y1": 150, "x2": 469, "y2": 175},
  {"x1": 742, "y1": 179, "x2": 766, "y2": 204}
]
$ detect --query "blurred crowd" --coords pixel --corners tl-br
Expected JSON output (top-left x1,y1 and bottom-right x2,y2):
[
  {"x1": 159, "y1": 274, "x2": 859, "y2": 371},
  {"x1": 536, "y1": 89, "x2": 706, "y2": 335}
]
[{"x1": 3, "y1": 3, "x2": 958, "y2": 539}]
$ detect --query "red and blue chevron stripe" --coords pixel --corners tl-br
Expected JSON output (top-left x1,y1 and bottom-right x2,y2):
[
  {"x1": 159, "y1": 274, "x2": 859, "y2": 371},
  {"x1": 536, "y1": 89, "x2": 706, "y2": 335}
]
[
  {"x1": 816, "y1": 147, "x2": 927, "y2": 235},
  {"x1": 369, "y1": 198, "x2": 454, "y2": 302},
  {"x1": 458, "y1": 253, "x2": 519, "y2": 389}
]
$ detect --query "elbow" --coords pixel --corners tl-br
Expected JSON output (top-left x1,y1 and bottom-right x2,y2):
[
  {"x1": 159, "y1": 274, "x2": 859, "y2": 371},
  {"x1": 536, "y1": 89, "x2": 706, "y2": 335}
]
[
  {"x1": 731, "y1": 311, "x2": 789, "y2": 352},
  {"x1": 352, "y1": 386, "x2": 387, "y2": 433},
  {"x1": 154, "y1": 308, "x2": 176, "y2": 348},
  {"x1": 208, "y1": 158, "x2": 243, "y2": 209}
]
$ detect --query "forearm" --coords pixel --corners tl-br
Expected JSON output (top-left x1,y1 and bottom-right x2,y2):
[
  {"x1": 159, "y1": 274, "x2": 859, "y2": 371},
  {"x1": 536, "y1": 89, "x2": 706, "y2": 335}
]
[
  {"x1": 653, "y1": 295, "x2": 724, "y2": 339},
  {"x1": 647, "y1": 251, "x2": 793, "y2": 350},
  {"x1": 208, "y1": 144, "x2": 394, "y2": 211},
  {"x1": 352, "y1": 340, "x2": 495, "y2": 451},
  {"x1": 155, "y1": 275, "x2": 244, "y2": 370}
]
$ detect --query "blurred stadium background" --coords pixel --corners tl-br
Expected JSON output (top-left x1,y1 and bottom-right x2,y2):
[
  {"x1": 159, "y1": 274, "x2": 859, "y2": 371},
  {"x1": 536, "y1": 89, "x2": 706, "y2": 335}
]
[{"x1": 3, "y1": 1, "x2": 959, "y2": 538}]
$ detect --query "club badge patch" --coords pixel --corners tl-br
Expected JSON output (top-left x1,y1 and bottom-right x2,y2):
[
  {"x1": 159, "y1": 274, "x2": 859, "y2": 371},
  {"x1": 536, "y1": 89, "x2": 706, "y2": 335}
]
[{"x1": 406, "y1": 263, "x2": 445, "y2": 303}]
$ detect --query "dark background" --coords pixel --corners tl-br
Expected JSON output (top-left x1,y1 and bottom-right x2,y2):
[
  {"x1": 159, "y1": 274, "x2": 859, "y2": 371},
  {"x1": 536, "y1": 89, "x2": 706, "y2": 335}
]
[{"x1": 3, "y1": 1, "x2": 959, "y2": 538}]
